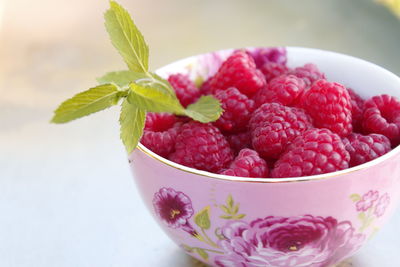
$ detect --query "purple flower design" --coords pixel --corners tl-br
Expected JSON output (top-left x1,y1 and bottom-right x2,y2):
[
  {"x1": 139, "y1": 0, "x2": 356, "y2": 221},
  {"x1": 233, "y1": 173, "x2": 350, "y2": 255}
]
[
  {"x1": 153, "y1": 188, "x2": 197, "y2": 235},
  {"x1": 215, "y1": 215, "x2": 365, "y2": 267},
  {"x1": 249, "y1": 47, "x2": 287, "y2": 68},
  {"x1": 374, "y1": 193, "x2": 390, "y2": 217},
  {"x1": 356, "y1": 190, "x2": 379, "y2": 212}
]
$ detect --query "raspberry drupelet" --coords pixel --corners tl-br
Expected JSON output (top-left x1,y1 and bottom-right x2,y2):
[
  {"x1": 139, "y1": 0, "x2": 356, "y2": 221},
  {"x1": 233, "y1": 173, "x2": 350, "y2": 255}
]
[
  {"x1": 220, "y1": 149, "x2": 268, "y2": 178},
  {"x1": 250, "y1": 103, "x2": 313, "y2": 159},
  {"x1": 259, "y1": 62, "x2": 290, "y2": 82},
  {"x1": 169, "y1": 121, "x2": 234, "y2": 173},
  {"x1": 347, "y1": 88, "x2": 365, "y2": 132},
  {"x1": 362, "y1": 94, "x2": 400, "y2": 146},
  {"x1": 226, "y1": 131, "x2": 252, "y2": 155},
  {"x1": 343, "y1": 133, "x2": 391, "y2": 167},
  {"x1": 168, "y1": 73, "x2": 200, "y2": 107},
  {"x1": 141, "y1": 113, "x2": 182, "y2": 157},
  {"x1": 272, "y1": 128, "x2": 350, "y2": 178},
  {"x1": 254, "y1": 74, "x2": 306, "y2": 108},
  {"x1": 207, "y1": 50, "x2": 266, "y2": 96},
  {"x1": 291, "y1": 63, "x2": 326, "y2": 86},
  {"x1": 214, "y1": 87, "x2": 255, "y2": 133},
  {"x1": 300, "y1": 79, "x2": 353, "y2": 137}
]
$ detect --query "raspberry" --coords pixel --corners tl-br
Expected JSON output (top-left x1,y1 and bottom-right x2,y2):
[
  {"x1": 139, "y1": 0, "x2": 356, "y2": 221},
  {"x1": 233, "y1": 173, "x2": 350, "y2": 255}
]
[
  {"x1": 199, "y1": 77, "x2": 213, "y2": 95},
  {"x1": 208, "y1": 50, "x2": 266, "y2": 96},
  {"x1": 253, "y1": 74, "x2": 306, "y2": 108},
  {"x1": 362, "y1": 94, "x2": 400, "y2": 146},
  {"x1": 259, "y1": 62, "x2": 290, "y2": 82},
  {"x1": 291, "y1": 63, "x2": 326, "y2": 86},
  {"x1": 300, "y1": 79, "x2": 352, "y2": 137},
  {"x1": 249, "y1": 47, "x2": 287, "y2": 68},
  {"x1": 220, "y1": 149, "x2": 268, "y2": 178},
  {"x1": 169, "y1": 121, "x2": 234, "y2": 172},
  {"x1": 343, "y1": 133, "x2": 391, "y2": 167},
  {"x1": 226, "y1": 131, "x2": 252, "y2": 154},
  {"x1": 141, "y1": 113, "x2": 181, "y2": 157},
  {"x1": 168, "y1": 73, "x2": 200, "y2": 107},
  {"x1": 214, "y1": 88, "x2": 255, "y2": 133},
  {"x1": 272, "y1": 128, "x2": 350, "y2": 178},
  {"x1": 250, "y1": 103, "x2": 313, "y2": 159},
  {"x1": 348, "y1": 88, "x2": 365, "y2": 132}
]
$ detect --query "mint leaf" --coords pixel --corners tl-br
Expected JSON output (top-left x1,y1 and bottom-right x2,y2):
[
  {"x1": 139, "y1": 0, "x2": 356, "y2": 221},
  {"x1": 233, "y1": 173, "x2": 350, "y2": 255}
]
[
  {"x1": 128, "y1": 83, "x2": 185, "y2": 114},
  {"x1": 119, "y1": 97, "x2": 146, "y2": 153},
  {"x1": 105, "y1": 1, "x2": 149, "y2": 73},
  {"x1": 185, "y1": 95, "x2": 223, "y2": 123},
  {"x1": 51, "y1": 84, "x2": 124, "y2": 123},
  {"x1": 150, "y1": 73, "x2": 177, "y2": 96},
  {"x1": 97, "y1": 71, "x2": 147, "y2": 87}
]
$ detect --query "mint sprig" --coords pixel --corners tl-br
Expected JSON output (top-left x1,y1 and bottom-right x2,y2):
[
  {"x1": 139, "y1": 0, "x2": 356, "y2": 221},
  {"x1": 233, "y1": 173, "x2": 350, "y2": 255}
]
[
  {"x1": 104, "y1": 0, "x2": 149, "y2": 73},
  {"x1": 51, "y1": 84, "x2": 126, "y2": 123},
  {"x1": 51, "y1": 1, "x2": 223, "y2": 153}
]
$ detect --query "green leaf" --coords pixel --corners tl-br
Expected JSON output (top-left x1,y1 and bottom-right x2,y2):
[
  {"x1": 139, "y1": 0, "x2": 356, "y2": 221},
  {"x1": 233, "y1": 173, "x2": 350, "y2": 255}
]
[
  {"x1": 235, "y1": 214, "x2": 246, "y2": 219},
  {"x1": 219, "y1": 205, "x2": 230, "y2": 215},
  {"x1": 97, "y1": 70, "x2": 147, "y2": 87},
  {"x1": 350, "y1": 193, "x2": 362, "y2": 202},
  {"x1": 51, "y1": 84, "x2": 123, "y2": 123},
  {"x1": 185, "y1": 95, "x2": 223, "y2": 123},
  {"x1": 194, "y1": 248, "x2": 209, "y2": 260},
  {"x1": 105, "y1": 1, "x2": 149, "y2": 73},
  {"x1": 358, "y1": 212, "x2": 366, "y2": 222},
  {"x1": 149, "y1": 73, "x2": 177, "y2": 96},
  {"x1": 220, "y1": 215, "x2": 233, "y2": 220},
  {"x1": 128, "y1": 82, "x2": 185, "y2": 114},
  {"x1": 194, "y1": 206, "x2": 211, "y2": 230},
  {"x1": 232, "y1": 204, "x2": 239, "y2": 215},
  {"x1": 119, "y1": 97, "x2": 146, "y2": 153},
  {"x1": 226, "y1": 195, "x2": 234, "y2": 209}
]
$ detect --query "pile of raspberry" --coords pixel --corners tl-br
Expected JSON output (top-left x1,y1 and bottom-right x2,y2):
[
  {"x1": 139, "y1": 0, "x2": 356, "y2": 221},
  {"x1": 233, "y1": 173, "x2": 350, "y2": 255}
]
[{"x1": 141, "y1": 48, "x2": 399, "y2": 178}]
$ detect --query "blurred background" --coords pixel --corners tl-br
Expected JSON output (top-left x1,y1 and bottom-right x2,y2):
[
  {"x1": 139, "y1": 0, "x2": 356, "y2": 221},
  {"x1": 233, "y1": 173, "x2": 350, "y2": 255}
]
[{"x1": 1, "y1": 0, "x2": 400, "y2": 266}]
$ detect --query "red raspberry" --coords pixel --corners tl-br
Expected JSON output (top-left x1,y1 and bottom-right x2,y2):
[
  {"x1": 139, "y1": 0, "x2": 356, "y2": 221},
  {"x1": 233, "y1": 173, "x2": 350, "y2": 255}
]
[
  {"x1": 141, "y1": 113, "x2": 181, "y2": 157},
  {"x1": 199, "y1": 77, "x2": 213, "y2": 95},
  {"x1": 291, "y1": 63, "x2": 326, "y2": 86},
  {"x1": 249, "y1": 47, "x2": 287, "y2": 68},
  {"x1": 208, "y1": 50, "x2": 266, "y2": 96},
  {"x1": 253, "y1": 74, "x2": 306, "y2": 108},
  {"x1": 259, "y1": 62, "x2": 290, "y2": 82},
  {"x1": 226, "y1": 131, "x2": 252, "y2": 154},
  {"x1": 348, "y1": 88, "x2": 365, "y2": 132},
  {"x1": 362, "y1": 94, "x2": 400, "y2": 146},
  {"x1": 343, "y1": 133, "x2": 391, "y2": 167},
  {"x1": 220, "y1": 149, "x2": 268, "y2": 178},
  {"x1": 168, "y1": 73, "x2": 200, "y2": 107},
  {"x1": 214, "y1": 88, "x2": 255, "y2": 133},
  {"x1": 300, "y1": 79, "x2": 352, "y2": 137},
  {"x1": 169, "y1": 122, "x2": 234, "y2": 172},
  {"x1": 250, "y1": 103, "x2": 313, "y2": 159},
  {"x1": 272, "y1": 128, "x2": 350, "y2": 178}
]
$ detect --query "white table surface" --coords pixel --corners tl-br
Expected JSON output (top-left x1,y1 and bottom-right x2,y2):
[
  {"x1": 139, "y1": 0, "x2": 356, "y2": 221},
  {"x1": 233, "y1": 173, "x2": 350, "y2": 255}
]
[{"x1": 1, "y1": 0, "x2": 400, "y2": 266}]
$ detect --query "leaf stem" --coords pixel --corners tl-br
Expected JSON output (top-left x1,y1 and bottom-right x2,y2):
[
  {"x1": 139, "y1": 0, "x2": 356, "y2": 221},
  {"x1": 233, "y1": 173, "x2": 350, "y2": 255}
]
[
  {"x1": 201, "y1": 228, "x2": 220, "y2": 248},
  {"x1": 194, "y1": 247, "x2": 224, "y2": 254}
]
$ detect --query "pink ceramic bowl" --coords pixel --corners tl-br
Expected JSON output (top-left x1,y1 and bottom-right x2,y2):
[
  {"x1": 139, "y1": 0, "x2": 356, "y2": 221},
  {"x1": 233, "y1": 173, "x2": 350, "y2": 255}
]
[{"x1": 129, "y1": 47, "x2": 400, "y2": 267}]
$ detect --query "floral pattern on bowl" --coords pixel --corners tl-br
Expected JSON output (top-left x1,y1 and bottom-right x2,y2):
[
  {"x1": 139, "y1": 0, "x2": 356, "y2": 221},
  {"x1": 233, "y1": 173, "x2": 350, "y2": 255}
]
[{"x1": 150, "y1": 187, "x2": 391, "y2": 267}]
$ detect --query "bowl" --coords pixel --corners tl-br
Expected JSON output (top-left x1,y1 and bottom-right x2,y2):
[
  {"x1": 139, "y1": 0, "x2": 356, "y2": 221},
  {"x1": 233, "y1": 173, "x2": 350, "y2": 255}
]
[{"x1": 128, "y1": 47, "x2": 400, "y2": 267}]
